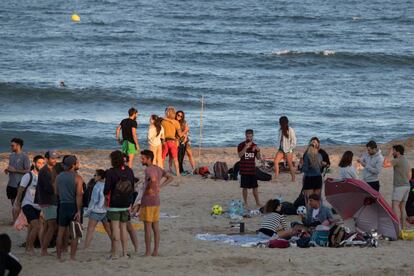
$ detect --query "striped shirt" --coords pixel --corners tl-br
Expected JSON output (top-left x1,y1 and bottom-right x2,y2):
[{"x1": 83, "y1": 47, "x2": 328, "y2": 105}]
[
  {"x1": 260, "y1": 212, "x2": 288, "y2": 233},
  {"x1": 238, "y1": 141, "x2": 258, "y2": 175}
]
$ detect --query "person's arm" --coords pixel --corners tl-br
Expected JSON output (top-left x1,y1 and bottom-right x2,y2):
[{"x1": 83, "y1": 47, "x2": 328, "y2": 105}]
[
  {"x1": 160, "y1": 171, "x2": 174, "y2": 188},
  {"x1": 74, "y1": 175, "x2": 84, "y2": 222},
  {"x1": 302, "y1": 155, "x2": 309, "y2": 174},
  {"x1": 14, "y1": 173, "x2": 29, "y2": 209},
  {"x1": 366, "y1": 155, "x2": 384, "y2": 174},
  {"x1": 116, "y1": 125, "x2": 122, "y2": 144},
  {"x1": 175, "y1": 122, "x2": 183, "y2": 138},
  {"x1": 357, "y1": 154, "x2": 366, "y2": 167},
  {"x1": 104, "y1": 172, "x2": 111, "y2": 195},
  {"x1": 132, "y1": 127, "x2": 139, "y2": 150},
  {"x1": 383, "y1": 148, "x2": 394, "y2": 168},
  {"x1": 238, "y1": 143, "x2": 251, "y2": 158},
  {"x1": 289, "y1": 128, "x2": 297, "y2": 151}
]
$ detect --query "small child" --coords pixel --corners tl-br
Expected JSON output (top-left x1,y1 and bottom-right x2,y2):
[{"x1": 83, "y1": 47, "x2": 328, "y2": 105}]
[
  {"x1": 0, "y1": 233, "x2": 22, "y2": 276},
  {"x1": 338, "y1": 151, "x2": 358, "y2": 180},
  {"x1": 139, "y1": 150, "x2": 173, "y2": 256}
]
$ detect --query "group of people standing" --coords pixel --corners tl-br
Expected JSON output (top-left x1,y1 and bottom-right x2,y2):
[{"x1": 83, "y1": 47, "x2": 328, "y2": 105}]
[{"x1": 237, "y1": 116, "x2": 413, "y2": 231}]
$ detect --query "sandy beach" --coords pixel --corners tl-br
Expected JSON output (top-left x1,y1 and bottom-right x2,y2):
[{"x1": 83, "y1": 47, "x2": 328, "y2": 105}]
[{"x1": 1, "y1": 137, "x2": 414, "y2": 275}]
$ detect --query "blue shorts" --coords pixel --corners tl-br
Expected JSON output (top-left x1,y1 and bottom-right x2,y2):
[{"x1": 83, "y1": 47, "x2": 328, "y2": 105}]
[
  {"x1": 22, "y1": 205, "x2": 41, "y2": 223},
  {"x1": 89, "y1": 212, "x2": 108, "y2": 222},
  {"x1": 58, "y1": 203, "x2": 77, "y2": 227}
]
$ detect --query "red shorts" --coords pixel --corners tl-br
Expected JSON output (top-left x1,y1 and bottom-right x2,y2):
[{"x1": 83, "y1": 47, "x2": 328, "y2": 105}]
[{"x1": 162, "y1": 140, "x2": 178, "y2": 160}]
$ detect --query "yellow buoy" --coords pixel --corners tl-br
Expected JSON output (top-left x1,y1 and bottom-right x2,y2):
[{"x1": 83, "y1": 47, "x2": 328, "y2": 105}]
[{"x1": 71, "y1": 13, "x2": 80, "y2": 22}]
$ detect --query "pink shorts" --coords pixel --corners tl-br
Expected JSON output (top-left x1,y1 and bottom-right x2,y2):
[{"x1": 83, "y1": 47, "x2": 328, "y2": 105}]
[{"x1": 162, "y1": 140, "x2": 178, "y2": 160}]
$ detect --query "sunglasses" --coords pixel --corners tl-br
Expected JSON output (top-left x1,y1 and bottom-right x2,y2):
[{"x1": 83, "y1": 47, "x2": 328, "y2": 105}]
[{"x1": 177, "y1": 114, "x2": 183, "y2": 118}]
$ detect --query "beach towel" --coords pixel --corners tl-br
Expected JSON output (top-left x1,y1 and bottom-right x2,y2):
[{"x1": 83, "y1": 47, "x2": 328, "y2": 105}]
[{"x1": 196, "y1": 233, "x2": 269, "y2": 247}]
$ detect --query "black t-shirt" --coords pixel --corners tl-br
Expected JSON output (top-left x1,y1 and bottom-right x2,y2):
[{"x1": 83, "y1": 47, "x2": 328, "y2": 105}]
[
  {"x1": 104, "y1": 167, "x2": 135, "y2": 208},
  {"x1": 0, "y1": 252, "x2": 22, "y2": 276},
  {"x1": 35, "y1": 166, "x2": 56, "y2": 205},
  {"x1": 120, "y1": 118, "x2": 138, "y2": 144}
]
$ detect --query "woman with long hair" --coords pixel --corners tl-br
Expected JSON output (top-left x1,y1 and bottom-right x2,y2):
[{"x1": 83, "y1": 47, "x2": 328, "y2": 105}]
[
  {"x1": 338, "y1": 151, "x2": 358, "y2": 180},
  {"x1": 273, "y1": 116, "x2": 297, "y2": 181},
  {"x1": 175, "y1": 111, "x2": 195, "y2": 174},
  {"x1": 302, "y1": 144, "x2": 323, "y2": 200},
  {"x1": 148, "y1": 115, "x2": 165, "y2": 168}
]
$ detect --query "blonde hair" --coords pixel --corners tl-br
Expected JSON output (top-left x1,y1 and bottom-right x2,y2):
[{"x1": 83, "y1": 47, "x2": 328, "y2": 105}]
[{"x1": 307, "y1": 144, "x2": 320, "y2": 169}]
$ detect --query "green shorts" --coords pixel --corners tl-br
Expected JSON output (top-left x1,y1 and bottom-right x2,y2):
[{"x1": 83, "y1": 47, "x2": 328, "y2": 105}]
[
  {"x1": 41, "y1": 205, "x2": 58, "y2": 221},
  {"x1": 107, "y1": 210, "x2": 129, "y2": 222},
  {"x1": 122, "y1": 140, "x2": 137, "y2": 155}
]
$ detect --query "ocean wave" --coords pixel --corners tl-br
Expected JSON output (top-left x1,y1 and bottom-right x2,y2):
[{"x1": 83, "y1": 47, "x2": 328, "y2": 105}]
[{"x1": 273, "y1": 50, "x2": 336, "y2": 56}]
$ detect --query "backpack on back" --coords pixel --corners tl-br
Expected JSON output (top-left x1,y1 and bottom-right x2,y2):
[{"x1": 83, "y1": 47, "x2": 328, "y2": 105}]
[
  {"x1": 19, "y1": 172, "x2": 34, "y2": 204},
  {"x1": 213, "y1": 162, "x2": 229, "y2": 180},
  {"x1": 112, "y1": 176, "x2": 134, "y2": 205}
]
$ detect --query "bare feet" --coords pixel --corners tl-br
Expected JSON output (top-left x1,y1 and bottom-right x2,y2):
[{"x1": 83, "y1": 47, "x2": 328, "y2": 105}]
[
  {"x1": 25, "y1": 250, "x2": 35, "y2": 256},
  {"x1": 151, "y1": 252, "x2": 158, "y2": 257},
  {"x1": 41, "y1": 251, "x2": 53, "y2": 257}
]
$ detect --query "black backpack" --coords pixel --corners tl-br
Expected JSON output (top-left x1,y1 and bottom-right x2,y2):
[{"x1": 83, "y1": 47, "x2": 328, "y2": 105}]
[
  {"x1": 255, "y1": 167, "x2": 272, "y2": 181},
  {"x1": 229, "y1": 162, "x2": 240, "y2": 180},
  {"x1": 112, "y1": 176, "x2": 134, "y2": 206},
  {"x1": 213, "y1": 162, "x2": 229, "y2": 180}
]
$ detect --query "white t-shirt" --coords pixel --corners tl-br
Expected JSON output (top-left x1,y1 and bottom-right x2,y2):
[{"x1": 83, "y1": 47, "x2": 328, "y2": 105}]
[
  {"x1": 312, "y1": 208, "x2": 320, "y2": 220},
  {"x1": 339, "y1": 166, "x2": 358, "y2": 180},
  {"x1": 148, "y1": 125, "x2": 164, "y2": 147},
  {"x1": 19, "y1": 171, "x2": 40, "y2": 209}
]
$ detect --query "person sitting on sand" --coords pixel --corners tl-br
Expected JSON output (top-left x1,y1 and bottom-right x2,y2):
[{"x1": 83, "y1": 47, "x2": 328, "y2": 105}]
[
  {"x1": 138, "y1": 150, "x2": 173, "y2": 256},
  {"x1": 273, "y1": 116, "x2": 296, "y2": 182},
  {"x1": 357, "y1": 140, "x2": 384, "y2": 191},
  {"x1": 338, "y1": 151, "x2": 358, "y2": 180},
  {"x1": 0, "y1": 233, "x2": 22, "y2": 276},
  {"x1": 84, "y1": 169, "x2": 112, "y2": 249},
  {"x1": 237, "y1": 129, "x2": 261, "y2": 208},
  {"x1": 116, "y1": 107, "x2": 140, "y2": 169},
  {"x1": 13, "y1": 155, "x2": 45, "y2": 255},
  {"x1": 257, "y1": 199, "x2": 303, "y2": 239},
  {"x1": 301, "y1": 194, "x2": 333, "y2": 228}
]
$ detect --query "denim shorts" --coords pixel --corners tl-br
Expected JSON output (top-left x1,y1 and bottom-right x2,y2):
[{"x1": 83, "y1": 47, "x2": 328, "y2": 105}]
[{"x1": 89, "y1": 212, "x2": 108, "y2": 222}]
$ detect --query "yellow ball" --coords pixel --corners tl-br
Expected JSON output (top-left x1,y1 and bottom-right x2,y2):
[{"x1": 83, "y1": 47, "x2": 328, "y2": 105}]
[
  {"x1": 71, "y1": 14, "x2": 80, "y2": 22},
  {"x1": 211, "y1": 204, "x2": 223, "y2": 215}
]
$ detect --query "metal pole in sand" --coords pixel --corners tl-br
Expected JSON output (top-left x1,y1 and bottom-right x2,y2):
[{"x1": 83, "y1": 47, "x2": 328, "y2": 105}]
[{"x1": 198, "y1": 95, "x2": 204, "y2": 163}]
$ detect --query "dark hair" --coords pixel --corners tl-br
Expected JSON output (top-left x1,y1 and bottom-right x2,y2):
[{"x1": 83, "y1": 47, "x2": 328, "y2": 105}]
[
  {"x1": 128, "y1": 107, "x2": 138, "y2": 117},
  {"x1": 95, "y1": 169, "x2": 106, "y2": 179},
  {"x1": 110, "y1": 150, "x2": 125, "y2": 168},
  {"x1": 31, "y1": 155, "x2": 44, "y2": 170},
  {"x1": 310, "y1": 137, "x2": 320, "y2": 144},
  {"x1": 393, "y1": 145, "x2": 405, "y2": 155},
  {"x1": 366, "y1": 140, "x2": 377, "y2": 149},
  {"x1": 308, "y1": 194, "x2": 321, "y2": 201},
  {"x1": 338, "y1": 151, "x2": 354, "y2": 168},
  {"x1": 176, "y1": 110, "x2": 186, "y2": 130},
  {"x1": 141, "y1": 150, "x2": 154, "y2": 162},
  {"x1": 151, "y1": 114, "x2": 163, "y2": 137},
  {"x1": 279, "y1": 116, "x2": 289, "y2": 138},
  {"x1": 0, "y1": 233, "x2": 12, "y2": 253},
  {"x1": 245, "y1": 129, "x2": 254, "y2": 135},
  {"x1": 11, "y1": 138, "x2": 24, "y2": 148},
  {"x1": 263, "y1": 199, "x2": 281, "y2": 214}
]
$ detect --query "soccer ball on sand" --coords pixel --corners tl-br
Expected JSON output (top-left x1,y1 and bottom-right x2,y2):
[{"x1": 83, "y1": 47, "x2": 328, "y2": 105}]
[
  {"x1": 211, "y1": 204, "x2": 223, "y2": 215},
  {"x1": 296, "y1": 206, "x2": 307, "y2": 216}
]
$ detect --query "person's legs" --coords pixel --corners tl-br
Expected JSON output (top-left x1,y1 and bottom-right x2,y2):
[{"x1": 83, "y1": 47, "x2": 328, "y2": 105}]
[
  {"x1": 69, "y1": 232, "x2": 79, "y2": 261},
  {"x1": 252, "y1": 188, "x2": 261, "y2": 207},
  {"x1": 186, "y1": 146, "x2": 196, "y2": 171},
  {"x1": 56, "y1": 226, "x2": 66, "y2": 261},
  {"x1": 103, "y1": 221, "x2": 112, "y2": 242},
  {"x1": 84, "y1": 219, "x2": 99, "y2": 249},
  {"x1": 273, "y1": 151, "x2": 284, "y2": 179},
  {"x1": 152, "y1": 222, "x2": 160, "y2": 257},
  {"x1": 286, "y1": 152, "x2": 296, "y2": 182},
  {"x1": 41, "y1": 219, "x2": 57, "y2": 256},
  {"x1": 120, "y1": 222, "x2": 128, "y2": 257},
  {"x1": 110, "y1": 220, "x2": 120, "y2": 258},
  {"x1": 242, "y1": 188, "x2": 248, "y2": 207},
  {"x1": 144, "y1": 221, "x2": 152, "y2": 256},
  {"x1": 392, "y1": 200, "x2": 401, "y2": 230},
  {"x1": 400, "y1": 201, "x2": 408, "y2": 230},
  {"x1": 126, "y1": 220, "x2": 138, "y2": 253},
  {"x1": 128, "y1": 154, "x2": 135, "y2": 169},
  {"x1": 150, "y1": 145, "x2": 158, "y2": 165},
  {"x1": 27, "y1": 219, "x2": 40, "y2": 255},
  {"x1": 156, "y1": 145, "x2": 164, "y2": 168}
]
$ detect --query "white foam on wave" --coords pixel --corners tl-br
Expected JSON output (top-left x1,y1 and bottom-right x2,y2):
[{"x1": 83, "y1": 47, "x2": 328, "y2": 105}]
[{"x1": 272, "y1": 50, "x2": 336, "y2": 56}]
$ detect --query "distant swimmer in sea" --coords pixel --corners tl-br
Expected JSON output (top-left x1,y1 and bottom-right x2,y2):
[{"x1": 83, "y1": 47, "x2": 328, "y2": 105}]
[{"x1": 59, "y1": 81, "x2": 66, "y2": 87}]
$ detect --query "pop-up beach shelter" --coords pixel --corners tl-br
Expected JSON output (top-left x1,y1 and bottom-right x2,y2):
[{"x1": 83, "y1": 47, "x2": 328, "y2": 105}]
[{"x1": 325, "y1": 178, "x2": 400, "y2": 240}]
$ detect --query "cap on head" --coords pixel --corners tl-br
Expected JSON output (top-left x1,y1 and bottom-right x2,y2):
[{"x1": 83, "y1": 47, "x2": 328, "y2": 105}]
[
  {"x1": 62, "y1": 155, "x2": 77, "y2": 170},
  {"x1": 45, "y1": 150, "x2": 60, "y2": 159}
]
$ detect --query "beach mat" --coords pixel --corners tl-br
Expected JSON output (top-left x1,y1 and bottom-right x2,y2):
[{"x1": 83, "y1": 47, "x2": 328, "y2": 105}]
[
  {"x1": 196, "y1": 233, "x2": 269, "y2": 247},
  {"x1": 95, "y1": 222, "x2": 144, "y2": 234}
]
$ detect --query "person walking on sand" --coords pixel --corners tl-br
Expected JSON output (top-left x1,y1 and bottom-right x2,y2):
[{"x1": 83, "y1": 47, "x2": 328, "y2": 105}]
[
  {"x1": 5, "y1": 138, "x2": 30, "y2": 221},
  {"x1": 238, "y1": 129, "x2": 261, "y2": 208},
  {"x1": 55, "y1": 155, "x2": 84, "y2": 261},
  {"x1": 14, "y1": 155, "x2": 45, "y2": 255},
  {"x1": 139, "y1": 150, "x2": 173, "y2": 256},
  {"x1": 148, "y1": 115, "x2": 165, "y2": 168},
  {"x1": 83, "y1": 169, "x2": 112, "y2": 249},
  {"x1": 273, "y1": 116, "x2": 296, "y2": 182},
  {"x1": 116, "y1": 107, "x2": 140, "y2": 168},
  {"x1": 176, "y1": 111, "x2": 196, "y2": 174},
  {"x1": 357, "y1": 140, "x2": 384, "y2": 191},
  {"x1": 35, "y1": 150, "x2": 60, "y2": 256},
  {"x1": 338, "y1": 151, "x2": 358, "y2": 180},
  {"x1": 384, "y1": 145, "x2": 412, "y2": 230},
  {"x1": 161, "y1": 107, "x2": 183, "y2": 177},
  {"x1": 104, "y1": 150, "x2": 135, "y2": 259}
]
